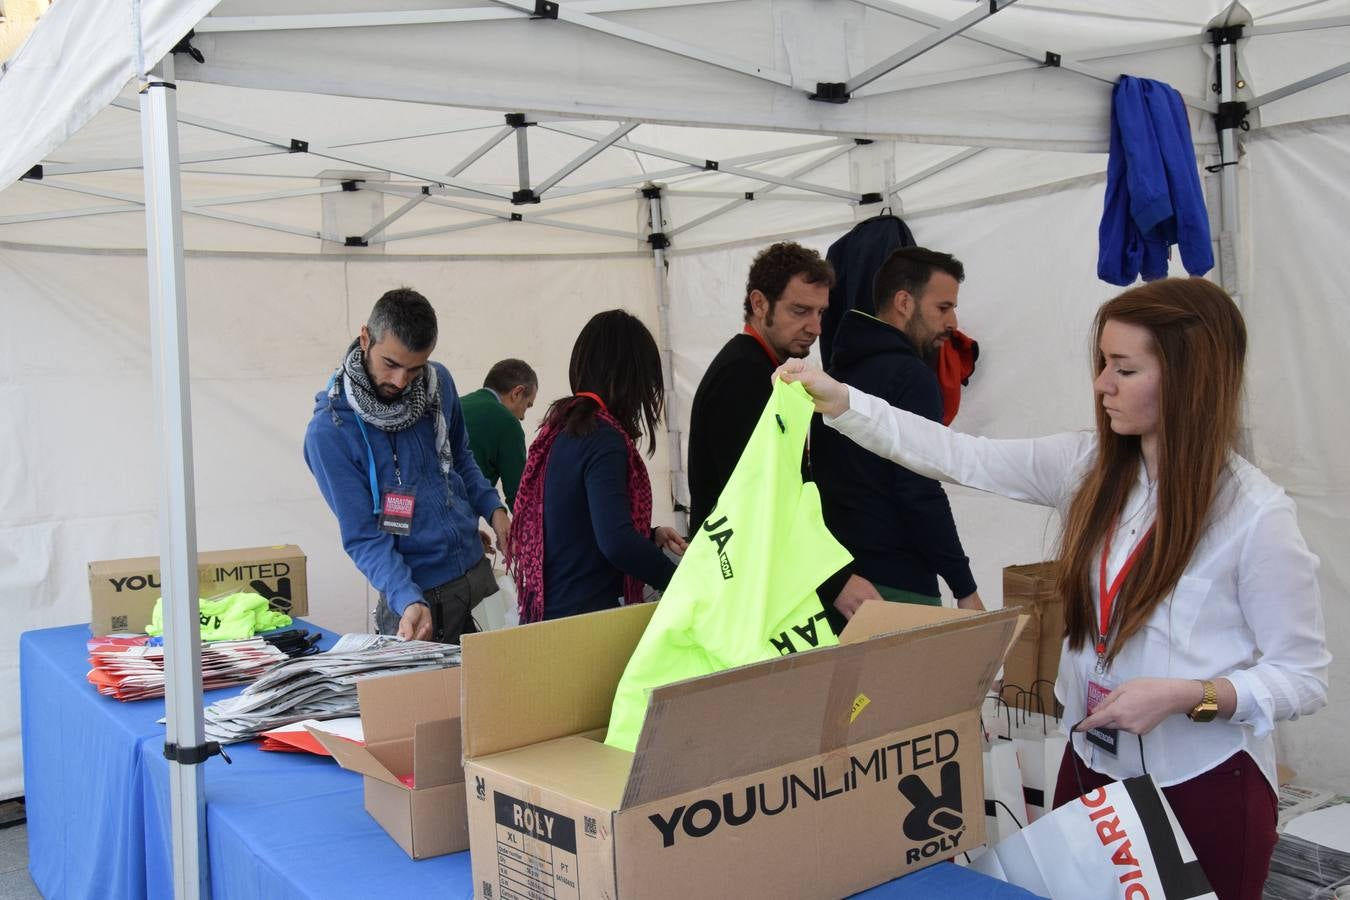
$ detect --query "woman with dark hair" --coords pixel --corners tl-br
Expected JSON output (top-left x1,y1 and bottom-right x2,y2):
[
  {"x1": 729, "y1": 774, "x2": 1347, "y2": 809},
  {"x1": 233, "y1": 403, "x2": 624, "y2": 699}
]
[
  {"x1": 510, "y1": 309, "x2": 686, "y2": 622},
  {"x1": 779, "y1": 278, "x2": 1329, "y2": 899}
]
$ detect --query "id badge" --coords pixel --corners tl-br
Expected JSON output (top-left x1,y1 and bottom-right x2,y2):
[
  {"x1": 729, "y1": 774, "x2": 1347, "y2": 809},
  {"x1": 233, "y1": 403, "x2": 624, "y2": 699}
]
[
  {"x1": 379, "y1": 483, "x2": 417, "y2": 536},
  {"x1": 1084, "y1": 672, "x2": 1119, "y2": 757}
]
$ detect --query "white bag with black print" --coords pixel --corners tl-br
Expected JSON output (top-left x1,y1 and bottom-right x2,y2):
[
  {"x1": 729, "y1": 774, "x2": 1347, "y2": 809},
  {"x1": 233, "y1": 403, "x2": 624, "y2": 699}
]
[{"x1": 970, "y1": 774, "x2": 1217, "y2": 900}]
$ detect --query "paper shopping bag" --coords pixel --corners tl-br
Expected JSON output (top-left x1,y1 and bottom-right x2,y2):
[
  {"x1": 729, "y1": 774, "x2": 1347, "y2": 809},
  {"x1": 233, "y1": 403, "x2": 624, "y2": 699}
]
[
  {"x1": 971, "y1": 775, "x2": 1217, "y2": 899},
  {"x1": 984, "y1": 737, "x2": 1027, "y2": 842},
  {"x1": 983, "y1": 691, "x2": 1066, "y2": 824}
]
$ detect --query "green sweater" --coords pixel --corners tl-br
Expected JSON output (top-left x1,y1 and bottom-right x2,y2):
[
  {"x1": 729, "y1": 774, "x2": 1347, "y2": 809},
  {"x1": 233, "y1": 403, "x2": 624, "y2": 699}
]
[{"x1": 460, "y1": 388, "x2": 527, "y2": 509}]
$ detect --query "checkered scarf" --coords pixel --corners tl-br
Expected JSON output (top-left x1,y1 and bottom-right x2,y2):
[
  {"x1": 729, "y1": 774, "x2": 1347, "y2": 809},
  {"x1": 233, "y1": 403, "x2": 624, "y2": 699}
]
[{"x1": 329, "y1": 339, "x2": 453, "y2": 475}]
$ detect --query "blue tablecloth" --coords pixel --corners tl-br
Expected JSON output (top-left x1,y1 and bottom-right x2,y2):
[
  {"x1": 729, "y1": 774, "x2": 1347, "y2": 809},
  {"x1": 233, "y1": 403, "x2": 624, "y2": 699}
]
[
  {"x1": 24, "y1": 623, "x2": 1042, "y2": 899},
  {"x1": 140, "y1": 739, "x2": 1039, "y2": 900},
  {"x1": 20, "y1": 621, "x2": 334, "y2": 900},
  {"x1": 140, "y1": 737, "x2": 474, "y2": 899}
]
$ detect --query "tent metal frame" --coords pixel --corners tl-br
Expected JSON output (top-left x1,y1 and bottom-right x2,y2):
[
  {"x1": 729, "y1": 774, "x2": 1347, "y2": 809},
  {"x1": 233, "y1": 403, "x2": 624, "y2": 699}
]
[
  {"x1": 139, "y1": 55, "x2": 211, "y2": 900},
  {"x1": 191, "y1": 0, "x2": 746, "y2": 33}
]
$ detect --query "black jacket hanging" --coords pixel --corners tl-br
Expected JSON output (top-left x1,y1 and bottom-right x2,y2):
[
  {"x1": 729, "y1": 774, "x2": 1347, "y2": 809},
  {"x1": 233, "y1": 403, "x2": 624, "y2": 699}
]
[{"x1": 822, "y1": 213, "x2": 916, "y2": 366}]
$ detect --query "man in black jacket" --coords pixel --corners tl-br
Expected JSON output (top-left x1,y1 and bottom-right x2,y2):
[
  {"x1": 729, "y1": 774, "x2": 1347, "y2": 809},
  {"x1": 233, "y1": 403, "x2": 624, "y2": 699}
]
[
  {"x1": 687, "y1": 241, "x2": 882, "y2": 626},
  {"x1": 811, "y1": 246, "x2": 985, "y2": 611}
]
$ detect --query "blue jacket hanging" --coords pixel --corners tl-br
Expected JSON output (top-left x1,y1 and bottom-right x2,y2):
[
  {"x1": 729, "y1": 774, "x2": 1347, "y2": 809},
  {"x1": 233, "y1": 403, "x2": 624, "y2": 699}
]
[{"x1": 1098, "y1": 76, "x2": 1215, "y2": 286}]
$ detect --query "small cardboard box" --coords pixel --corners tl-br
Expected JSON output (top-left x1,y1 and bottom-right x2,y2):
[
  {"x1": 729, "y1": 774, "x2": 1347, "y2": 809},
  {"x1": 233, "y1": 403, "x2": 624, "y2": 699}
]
[
  {"x1": 999, "y1": 562, "x2": 1063, "y2": 714},
  {"x1": 311, "y1": 666, "x2": 469, "y2": 860},
  {"x1": 461, "y1": 600, "x2": 1025, "y2": 899},
  {"x1": 88, "y1": 544, "x2": 308, "y2": 636}
]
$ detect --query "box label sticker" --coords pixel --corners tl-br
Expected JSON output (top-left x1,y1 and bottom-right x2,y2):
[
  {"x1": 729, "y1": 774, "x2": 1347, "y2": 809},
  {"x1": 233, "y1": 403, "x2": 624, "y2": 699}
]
[
  {"x1": 493, "y1": 791, "x2": 579, "y2": 900},
  {"x1": 850, "y1": 693, "x2": 871, "y2": 723}
]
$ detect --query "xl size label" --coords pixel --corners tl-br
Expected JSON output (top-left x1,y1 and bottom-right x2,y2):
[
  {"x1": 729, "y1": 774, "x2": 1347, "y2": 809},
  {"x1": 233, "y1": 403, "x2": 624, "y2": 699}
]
[{"x1": 493, "y1": 792, "x2": 579, "y2": 900}]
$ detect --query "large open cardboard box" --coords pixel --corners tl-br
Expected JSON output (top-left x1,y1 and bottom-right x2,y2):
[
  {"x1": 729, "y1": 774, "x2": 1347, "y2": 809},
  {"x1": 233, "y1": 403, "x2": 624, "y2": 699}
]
[
  {"x1": 461, "y1": 600, "x2": 1024, "y2": 899},
  {"x1": 311, "y1": 666, "x2": 469, "y2": 860}
]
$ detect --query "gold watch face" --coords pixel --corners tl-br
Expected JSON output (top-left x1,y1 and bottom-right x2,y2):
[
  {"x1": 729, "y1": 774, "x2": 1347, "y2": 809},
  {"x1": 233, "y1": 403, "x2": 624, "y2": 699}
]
[{"x1": 1190, "y1": 702, "x2": 1218, "y2": 722}]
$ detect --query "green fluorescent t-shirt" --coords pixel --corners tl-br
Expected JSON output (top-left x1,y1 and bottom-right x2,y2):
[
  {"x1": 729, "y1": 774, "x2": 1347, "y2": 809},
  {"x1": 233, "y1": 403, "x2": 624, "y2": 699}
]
[{"x1": 605, "y1": 379, "x2": 851, "y2": 751}]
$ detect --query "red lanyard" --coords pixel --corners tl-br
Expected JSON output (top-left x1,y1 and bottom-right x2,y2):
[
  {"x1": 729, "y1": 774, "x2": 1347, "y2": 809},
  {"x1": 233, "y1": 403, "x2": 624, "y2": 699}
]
[
  {"x1": 743, "y1": 325, "x2": 780, "y2": 367},
  {"x1": 575, "y1": 391, "x2": 608, "y2": 412},
  {"x1": 1096, "y1": 517, "x2": 1155, "y2": 663}
]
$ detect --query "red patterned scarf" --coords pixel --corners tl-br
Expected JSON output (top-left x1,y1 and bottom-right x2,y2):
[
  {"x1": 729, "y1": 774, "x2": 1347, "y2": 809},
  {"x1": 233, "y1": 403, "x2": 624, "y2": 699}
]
[{"x1": 509, "y1": 394, "x2": 653, "y2": 623}]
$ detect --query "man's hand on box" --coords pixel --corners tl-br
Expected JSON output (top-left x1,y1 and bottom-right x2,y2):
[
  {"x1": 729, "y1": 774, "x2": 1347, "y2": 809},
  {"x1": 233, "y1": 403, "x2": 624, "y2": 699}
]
[{"x1": 833, "y1": 574, "x2": 882, "y2": 620}]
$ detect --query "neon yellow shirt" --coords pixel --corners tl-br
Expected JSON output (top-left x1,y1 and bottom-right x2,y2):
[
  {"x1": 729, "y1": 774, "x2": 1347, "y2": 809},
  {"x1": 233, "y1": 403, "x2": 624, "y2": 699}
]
[
  {"x1": 606, "y1": 380, "x2": 851, "y2": 751},
  {"x1": 147, "y1": 592, "x2": 292, "y2": 641}
]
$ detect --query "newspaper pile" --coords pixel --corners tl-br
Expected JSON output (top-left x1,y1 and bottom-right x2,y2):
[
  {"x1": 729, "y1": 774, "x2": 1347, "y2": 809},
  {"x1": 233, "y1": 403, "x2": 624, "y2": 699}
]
[
  {"x1": 201, "y1": 633, "x2": 460, "y2": 744},
  {"x1": 1264, "y1": 784, "x2": 1350, "y2": 899},
  {"x1": 88, "y1": 637, "x2": 289, "y2": 702}
]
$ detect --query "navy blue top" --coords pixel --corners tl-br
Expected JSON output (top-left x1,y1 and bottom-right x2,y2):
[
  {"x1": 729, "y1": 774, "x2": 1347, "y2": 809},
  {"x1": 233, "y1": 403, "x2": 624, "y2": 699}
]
[
  {"x1": 811, "y1": 311, "x2": 977, "y2": 600},
  {"x1": 542, "y1": 421, "x2": 677, "y2": 620}
]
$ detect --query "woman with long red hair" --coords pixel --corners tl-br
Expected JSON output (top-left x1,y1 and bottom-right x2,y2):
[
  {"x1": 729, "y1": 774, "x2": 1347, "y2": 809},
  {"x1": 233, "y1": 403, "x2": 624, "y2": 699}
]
[{"x1": 779, "y1": 278, "x2": 1329, "y2": 899}]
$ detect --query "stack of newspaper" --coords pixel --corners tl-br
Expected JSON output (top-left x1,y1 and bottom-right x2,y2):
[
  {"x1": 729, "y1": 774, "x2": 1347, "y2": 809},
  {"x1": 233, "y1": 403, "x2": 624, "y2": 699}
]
[
  {"x1": 201, "y1": 633, "x2": 460, "y2": 744},
  {"x1": 1263, "y1": 784, "x2": 1350, "y2": 899},
  {"x1": 88, "y1": 637, "x2": 289, "y2": 702}
]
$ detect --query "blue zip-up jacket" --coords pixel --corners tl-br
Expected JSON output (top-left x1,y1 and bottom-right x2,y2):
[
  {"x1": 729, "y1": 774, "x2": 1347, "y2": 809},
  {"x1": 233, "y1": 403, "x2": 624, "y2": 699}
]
[
  {"x1": 810, "y1": 311, "x2": 977, "y2": 600},
  {"x1": 1098, "y1": 75, "x2": 1214, "y2": 285},
  {"x1": 303, "y1": 362, "x2": 504, "y2": 616}
]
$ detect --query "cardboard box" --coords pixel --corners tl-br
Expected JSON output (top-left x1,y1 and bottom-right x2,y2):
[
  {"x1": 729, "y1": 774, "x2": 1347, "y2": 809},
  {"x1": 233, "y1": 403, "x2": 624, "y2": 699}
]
[
  {"x1": 311, "y1": 666, "x2": 469, "y2": 859},
  {"x1": 461, "y1": 600, "x2": 1025, "y2": 899},
  {"x1": 999, "y1": 562, "x2": 1063, "y2": 715},
  {"x1": 88, "y1": 544, "x2": 308, "y2": 636}
]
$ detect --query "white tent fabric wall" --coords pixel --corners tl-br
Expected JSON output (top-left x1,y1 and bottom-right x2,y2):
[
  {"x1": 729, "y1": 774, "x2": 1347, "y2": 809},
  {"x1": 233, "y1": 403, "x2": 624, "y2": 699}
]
[
  {"x1": 0, "y1": 245, "x2": 668, "y2": 798},
  {"x1": 666, "y1": 174, "x2": 1139, "y2": 601},
  {"x1": 1243, "y1": 116, "x2": 1350, "y2": 787}
]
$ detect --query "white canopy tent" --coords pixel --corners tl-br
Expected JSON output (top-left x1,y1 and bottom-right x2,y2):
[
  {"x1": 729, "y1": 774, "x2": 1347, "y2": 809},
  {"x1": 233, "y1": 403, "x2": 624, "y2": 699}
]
[{"x1": 2, "y1": 0, "x2": 1347, "y2": 895}]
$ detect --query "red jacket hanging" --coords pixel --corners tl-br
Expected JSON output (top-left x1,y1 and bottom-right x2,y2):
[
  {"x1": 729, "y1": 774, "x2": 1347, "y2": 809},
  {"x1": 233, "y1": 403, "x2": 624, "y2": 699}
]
[{"x1": 935, "y1": 330, "x2": 978, "y2": 425}]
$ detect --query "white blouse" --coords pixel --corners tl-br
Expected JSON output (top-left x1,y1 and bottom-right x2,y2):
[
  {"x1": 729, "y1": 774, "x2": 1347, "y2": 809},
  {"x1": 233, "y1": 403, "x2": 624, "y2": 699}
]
[{"x1": 828, "y1": 387, "x2": 1331, "y2": 790}]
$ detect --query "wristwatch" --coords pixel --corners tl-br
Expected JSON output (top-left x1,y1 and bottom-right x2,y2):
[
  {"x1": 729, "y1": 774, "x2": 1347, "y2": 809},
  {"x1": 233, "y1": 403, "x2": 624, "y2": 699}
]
[{"x1": 1188, "y1": 680, "x2": 1219, "y2": 723}]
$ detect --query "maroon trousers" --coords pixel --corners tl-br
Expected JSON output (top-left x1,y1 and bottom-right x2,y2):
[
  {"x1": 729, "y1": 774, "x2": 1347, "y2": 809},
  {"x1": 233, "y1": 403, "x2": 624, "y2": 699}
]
[{"x1": 1052, "y1": 748, "x2": 1277, "y2": 900}]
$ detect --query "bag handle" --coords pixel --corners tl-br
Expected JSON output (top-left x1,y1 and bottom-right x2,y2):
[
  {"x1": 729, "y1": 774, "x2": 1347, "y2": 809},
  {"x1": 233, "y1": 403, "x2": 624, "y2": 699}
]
[
  {"x1": 986, "y1": 691, "x2": 1015, "y2": 741},
  {"x1": 1067, "y1": 717, "x2": 1148, "y2": 800}
]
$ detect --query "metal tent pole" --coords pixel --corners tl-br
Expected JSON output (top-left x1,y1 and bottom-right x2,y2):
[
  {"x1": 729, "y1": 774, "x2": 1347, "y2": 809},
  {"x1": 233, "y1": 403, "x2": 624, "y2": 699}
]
[
  {"x1": 1211, "y1": 25, "x2": 1245, "y2": 298},
  {"x1": 139, "y1": 52, "x2": 210, "y2": 899},
  {"x1": 644, "y1": 186, "x2": 688, "y2": 536}
]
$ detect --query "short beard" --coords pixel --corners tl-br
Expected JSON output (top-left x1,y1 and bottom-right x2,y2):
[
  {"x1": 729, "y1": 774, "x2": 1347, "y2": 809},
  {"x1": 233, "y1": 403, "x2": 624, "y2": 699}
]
[
  {"x1": 363, "y1": 350, "x2": 405, "y2": 402},
  {"x1": 905, "y1": 325, "x2": 938, "y2": 364}
]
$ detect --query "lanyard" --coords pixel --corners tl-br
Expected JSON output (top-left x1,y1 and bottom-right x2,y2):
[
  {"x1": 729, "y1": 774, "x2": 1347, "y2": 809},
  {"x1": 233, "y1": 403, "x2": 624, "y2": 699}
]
[
  {"x1": 575, "y1": 391, "x2": 608, "y2": 412},
  {"x1": 351, "y1": 415, "x2": 383, "y2": 514},
  {"x1": 386, "y1": 433, "x2": 403, "y2": 486},
  {"x1": 742, "y1": 324, "x2": 780, "y2": 367},
  {"x1": 1096, "y1": 517, "x2": 1155, "y2": 669},
  {"x1": 329, "y1": 372, "x2": 382, "y2": 515}
]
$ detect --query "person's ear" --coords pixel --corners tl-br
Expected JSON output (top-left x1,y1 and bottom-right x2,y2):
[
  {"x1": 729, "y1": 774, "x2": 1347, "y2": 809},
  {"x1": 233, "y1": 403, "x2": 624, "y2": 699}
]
[
  {"x1": 359, "y1": 324, "x2": 371, "y2": 353},
  {"x1": 749, "y1": 289, "x2": 769, "y2": 318}
]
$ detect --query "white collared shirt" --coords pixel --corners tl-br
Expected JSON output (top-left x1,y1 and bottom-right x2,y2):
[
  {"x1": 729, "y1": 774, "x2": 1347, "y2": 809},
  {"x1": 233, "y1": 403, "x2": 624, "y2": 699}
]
[{"x1": 828, "y1": 387, "x2": 1331, "y2": 790}]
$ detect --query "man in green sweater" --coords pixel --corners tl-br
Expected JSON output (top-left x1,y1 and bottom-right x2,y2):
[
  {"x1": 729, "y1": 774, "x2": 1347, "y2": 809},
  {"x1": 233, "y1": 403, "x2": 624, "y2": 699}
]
[{"x1": 460, "y1": 359, "x2": 537, "y2": 509}]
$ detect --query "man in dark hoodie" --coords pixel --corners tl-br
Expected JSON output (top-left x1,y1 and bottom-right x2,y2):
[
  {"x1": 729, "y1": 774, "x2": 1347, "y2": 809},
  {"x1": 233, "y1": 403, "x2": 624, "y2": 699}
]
[
  {"x1": 304, "y1": 288, "x2": 509, "y2": 643},
  {"x1": 811, "y1": 247, "x2": 984, "y2": 610}
]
